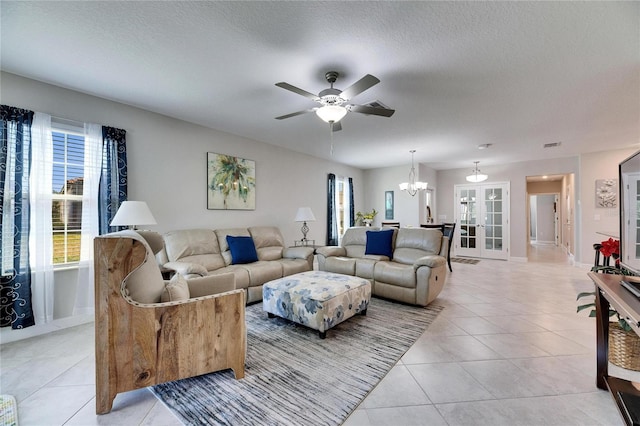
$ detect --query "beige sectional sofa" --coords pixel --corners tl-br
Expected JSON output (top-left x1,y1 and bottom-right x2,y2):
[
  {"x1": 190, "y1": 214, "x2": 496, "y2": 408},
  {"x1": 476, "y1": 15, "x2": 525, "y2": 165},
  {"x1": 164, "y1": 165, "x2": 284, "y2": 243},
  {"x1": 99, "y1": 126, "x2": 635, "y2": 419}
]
[
  {"x1": 156, "y1": 226, "x2": 314, "y2": 303},
  {"x1": 316, "y1": 227, "x2": 448, "y2": 306}
]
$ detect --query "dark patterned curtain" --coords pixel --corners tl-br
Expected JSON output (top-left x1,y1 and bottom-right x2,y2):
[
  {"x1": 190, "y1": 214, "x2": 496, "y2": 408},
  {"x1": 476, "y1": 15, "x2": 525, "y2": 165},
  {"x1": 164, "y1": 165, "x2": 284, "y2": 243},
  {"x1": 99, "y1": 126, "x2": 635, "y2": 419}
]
[
  {"x1": 348, "y1": 177, "x2": 355, "y2": 227},
  {"x1": 0, "y1": 105, "x2": 35, "y2": 329},
  {"x1": 98, "y1": 126, "x2": 127, "y2": 234},
  {"x1": 327, "y1": 173, "x2": 338, "y2": 246}
]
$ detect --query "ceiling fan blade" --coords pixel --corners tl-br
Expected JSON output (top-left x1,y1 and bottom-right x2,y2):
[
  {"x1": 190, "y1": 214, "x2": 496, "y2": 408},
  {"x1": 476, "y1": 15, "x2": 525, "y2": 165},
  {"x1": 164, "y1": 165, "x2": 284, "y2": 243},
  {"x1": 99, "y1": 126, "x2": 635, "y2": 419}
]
[
  {"x1": 348, "y1": 104, "x2": 395, "y2": 117},
  {"x1": 340, "y1": 74, "x2": 380, "y2": 100},
  {"x1": 275, "y1": 82, "x2": 320, "y2": 101},
  {"x1": 332, "y1": 121, "x2": 342, "y2": 132},
  {"x1": 275, "y1": 109, "x2": 316, "y2": 120}
]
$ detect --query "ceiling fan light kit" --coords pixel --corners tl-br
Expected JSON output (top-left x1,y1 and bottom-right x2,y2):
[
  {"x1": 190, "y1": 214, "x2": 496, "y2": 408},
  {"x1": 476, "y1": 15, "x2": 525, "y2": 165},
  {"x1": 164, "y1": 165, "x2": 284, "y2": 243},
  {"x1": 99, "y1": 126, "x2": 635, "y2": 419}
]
[
  {"x1": 399, "y1": 150, "x2": 427, "y2": 197},
  {"x1": 466, "y1": 161, "x2": 488, "y2": 183},
  {"x1": 275, "y1": 70, "x2": 395, "y2": 132},
  {"x1": 316, "y1": 105, "x2": 347, "y2": 123}
]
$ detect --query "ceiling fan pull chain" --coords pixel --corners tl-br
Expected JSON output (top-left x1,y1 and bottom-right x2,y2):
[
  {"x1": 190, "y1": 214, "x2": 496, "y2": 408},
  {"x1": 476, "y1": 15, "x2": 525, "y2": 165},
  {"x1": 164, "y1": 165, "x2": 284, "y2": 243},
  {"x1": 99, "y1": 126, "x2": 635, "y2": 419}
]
[{"x1": 330, "y1": 123, "x2": 334, "y2": 155}]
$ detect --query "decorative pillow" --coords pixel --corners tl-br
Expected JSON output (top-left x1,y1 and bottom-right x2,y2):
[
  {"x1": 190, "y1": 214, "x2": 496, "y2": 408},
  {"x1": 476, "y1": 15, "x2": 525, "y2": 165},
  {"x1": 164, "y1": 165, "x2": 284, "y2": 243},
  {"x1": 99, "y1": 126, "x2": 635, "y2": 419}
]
[
  {"x1": 161, "y1": 274, "x2": 191, "y2": 302},
  {"x1": 365, "y1": 229, "x2": 394, "y2": 259},
  {"x1": 226, "y1": 235, "x2": 259, "y2": 264}
]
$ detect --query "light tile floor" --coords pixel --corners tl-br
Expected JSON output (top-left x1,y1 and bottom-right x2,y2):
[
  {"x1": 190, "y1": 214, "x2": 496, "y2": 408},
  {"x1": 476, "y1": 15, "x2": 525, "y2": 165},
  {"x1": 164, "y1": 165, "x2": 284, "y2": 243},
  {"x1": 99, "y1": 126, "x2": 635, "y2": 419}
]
[{"x1": 1, "y1": 244, "x2": 637, "y2": 425}]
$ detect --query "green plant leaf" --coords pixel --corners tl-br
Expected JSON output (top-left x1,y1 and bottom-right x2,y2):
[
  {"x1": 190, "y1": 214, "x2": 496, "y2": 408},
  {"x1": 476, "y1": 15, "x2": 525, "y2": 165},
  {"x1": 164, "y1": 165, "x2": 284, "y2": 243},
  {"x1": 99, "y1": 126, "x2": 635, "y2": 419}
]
[
  {"x1": 619, "y1": 318, "x2": 633, "y2": 332},
  {"x1": 577, "y1": 303, "x2": 595, "y2": 313},
  {"x1": 576, "y1": 291, "x2": 595, "y2": 301}
]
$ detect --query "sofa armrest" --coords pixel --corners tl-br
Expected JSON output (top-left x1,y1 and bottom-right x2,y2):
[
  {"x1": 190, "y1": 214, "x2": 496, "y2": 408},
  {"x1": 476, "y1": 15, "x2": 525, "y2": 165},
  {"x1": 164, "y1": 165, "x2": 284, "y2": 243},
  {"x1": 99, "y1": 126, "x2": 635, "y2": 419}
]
[
  {"x1": 283, "y1": 246, "x2": 314, "y2": 260},
  {"x1": 414, "y1": 255, "x2": 447, "y2": 269},
  {"x1": 186, "y1": 272, "x2": 236, "y2": 298},
  {"x1": 164, "y1": 261, "x2": 209, "y2": 277},
  {"x1": 316, "y1": 246, "x2": 346, "y2": 258}
]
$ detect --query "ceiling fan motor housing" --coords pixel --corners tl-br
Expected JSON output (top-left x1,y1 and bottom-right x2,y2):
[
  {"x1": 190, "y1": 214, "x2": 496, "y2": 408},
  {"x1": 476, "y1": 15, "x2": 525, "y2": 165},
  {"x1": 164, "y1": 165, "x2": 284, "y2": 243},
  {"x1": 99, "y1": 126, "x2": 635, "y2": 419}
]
[{"x1": 318, "y1": 88, "x2": 343, "y2": 105}]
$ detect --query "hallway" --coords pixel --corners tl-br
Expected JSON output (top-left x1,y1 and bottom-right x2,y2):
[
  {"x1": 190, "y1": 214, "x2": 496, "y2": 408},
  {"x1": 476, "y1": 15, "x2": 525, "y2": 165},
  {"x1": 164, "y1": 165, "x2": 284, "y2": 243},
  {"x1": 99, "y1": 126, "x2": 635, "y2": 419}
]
[{"x1": 527, "y1": 242, "x2": 573, "y2": 264}]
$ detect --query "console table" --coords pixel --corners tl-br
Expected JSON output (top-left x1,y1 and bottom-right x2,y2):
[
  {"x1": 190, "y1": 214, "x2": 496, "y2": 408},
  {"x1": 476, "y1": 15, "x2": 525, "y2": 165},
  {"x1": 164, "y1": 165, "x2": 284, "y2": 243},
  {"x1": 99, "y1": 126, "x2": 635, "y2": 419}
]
[{"x1": 588, "y1": 272, "x2": 640, "y2": 425}]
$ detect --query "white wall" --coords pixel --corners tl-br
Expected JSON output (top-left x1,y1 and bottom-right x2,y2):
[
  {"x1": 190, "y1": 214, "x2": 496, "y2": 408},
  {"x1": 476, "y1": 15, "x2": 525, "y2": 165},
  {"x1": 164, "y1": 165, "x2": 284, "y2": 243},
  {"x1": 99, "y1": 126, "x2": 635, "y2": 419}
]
[
  {"x1": 362, "y1": 162, "x2": 437, "y2": 228},
  {"x1": 579, "y1": 148, "x2": 637, "y2": 265},
  {"x1": 1, "y1": 71, "x2": 364, "y2": 321}
]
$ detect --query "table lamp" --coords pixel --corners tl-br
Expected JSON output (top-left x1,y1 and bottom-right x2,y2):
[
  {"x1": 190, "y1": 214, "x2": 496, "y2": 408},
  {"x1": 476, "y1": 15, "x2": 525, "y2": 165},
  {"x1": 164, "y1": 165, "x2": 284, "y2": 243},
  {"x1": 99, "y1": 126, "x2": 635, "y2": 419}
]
[
  {"x1": 295, "y1": 207, "x2": 316, "y2": 244},
  {"x1": 110, "y1": 201, "x2": 157, "y2": 230}
]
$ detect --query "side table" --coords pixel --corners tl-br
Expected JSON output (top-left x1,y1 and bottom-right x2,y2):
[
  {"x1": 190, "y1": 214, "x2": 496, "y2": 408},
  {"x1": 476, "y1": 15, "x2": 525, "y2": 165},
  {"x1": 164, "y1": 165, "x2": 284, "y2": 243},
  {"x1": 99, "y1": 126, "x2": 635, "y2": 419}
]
[{"x1": 588, "y1": 272, "x2": 640, "y2": 426}]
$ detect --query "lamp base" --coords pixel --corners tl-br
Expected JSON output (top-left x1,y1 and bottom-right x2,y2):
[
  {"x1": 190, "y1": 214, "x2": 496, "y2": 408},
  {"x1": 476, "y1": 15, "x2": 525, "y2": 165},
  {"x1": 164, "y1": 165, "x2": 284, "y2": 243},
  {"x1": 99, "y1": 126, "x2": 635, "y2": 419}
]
[{"x1": 300, "y1": 221, "x2": 309, "y2": 242}]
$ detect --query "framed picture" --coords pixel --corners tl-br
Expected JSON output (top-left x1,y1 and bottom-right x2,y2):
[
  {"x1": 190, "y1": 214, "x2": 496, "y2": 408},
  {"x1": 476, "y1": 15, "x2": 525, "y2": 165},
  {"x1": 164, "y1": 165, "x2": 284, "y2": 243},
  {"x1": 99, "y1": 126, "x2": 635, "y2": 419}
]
[
  {"x1": 385, "y1": 191, "x2": 394, "y2": 220},
  {"x1": 595, "y1": 179, "x2": 617, "y2": 208},
  {"x1": 207, "y1": 152, "x2": 256, "y2": 210}
]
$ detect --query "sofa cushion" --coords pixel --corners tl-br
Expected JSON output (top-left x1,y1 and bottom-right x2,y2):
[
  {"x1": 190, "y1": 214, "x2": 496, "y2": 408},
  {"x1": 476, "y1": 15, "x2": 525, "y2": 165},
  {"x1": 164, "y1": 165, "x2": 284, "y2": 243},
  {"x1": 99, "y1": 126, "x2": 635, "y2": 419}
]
[
  {"x1": 114, "y1": 231, "x2": 166, "y2": 304},
  {"x1": 241, "y1": 261, "x2": 283, "y2": 286},
  {"x1": 161, "y1": 273, "x2": 191, "y2": 302},
  {"x1": 393, "y1": 228, "x2": 443, "y2": 264},
  {"x1": 163, "y1": 229, "x2": 225, "y2": 271},
  {"x1": 249, "y1": 226, "x2": 285, "y2": 260},
  {"x1": 365, "y1": 229, "x2": 394, "y2": 258},
  {"x1": 227, "y1": 235, "x2": 259, "y2": 264}
]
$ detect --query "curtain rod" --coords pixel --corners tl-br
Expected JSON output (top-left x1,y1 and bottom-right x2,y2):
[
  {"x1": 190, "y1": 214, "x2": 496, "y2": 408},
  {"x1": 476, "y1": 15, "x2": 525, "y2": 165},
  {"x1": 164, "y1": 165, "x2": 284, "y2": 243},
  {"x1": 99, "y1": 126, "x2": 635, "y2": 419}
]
[{"x1": 50, "y1": 115, "x2": 85, "y2": 127}]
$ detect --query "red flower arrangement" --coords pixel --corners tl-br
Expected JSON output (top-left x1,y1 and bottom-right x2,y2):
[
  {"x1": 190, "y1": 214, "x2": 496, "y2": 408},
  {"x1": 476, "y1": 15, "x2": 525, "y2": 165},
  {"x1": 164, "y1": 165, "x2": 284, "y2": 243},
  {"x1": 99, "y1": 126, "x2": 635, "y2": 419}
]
[{"x1": 599, "y1": 238, "x2": 620, "y2": 259}]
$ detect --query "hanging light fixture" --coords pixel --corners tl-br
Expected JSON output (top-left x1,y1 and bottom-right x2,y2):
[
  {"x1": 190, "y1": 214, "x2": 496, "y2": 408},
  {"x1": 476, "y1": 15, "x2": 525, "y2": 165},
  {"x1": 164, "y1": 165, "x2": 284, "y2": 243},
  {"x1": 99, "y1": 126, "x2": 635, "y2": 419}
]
[
  {"x1": 466, "y1": 161, "x2": 488, "y2": 183},
  {"x1": 316, "y1": 105, "x2": 347, "y2": 124},
  {"x1": 399, "y1": 150, "x2": 428, "y2": 196}
]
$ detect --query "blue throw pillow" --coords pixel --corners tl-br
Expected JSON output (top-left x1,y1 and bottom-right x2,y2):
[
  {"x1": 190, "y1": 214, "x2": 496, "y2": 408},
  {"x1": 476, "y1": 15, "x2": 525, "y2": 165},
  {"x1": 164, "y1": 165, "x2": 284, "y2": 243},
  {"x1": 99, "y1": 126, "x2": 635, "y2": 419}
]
[
  {"x1": 226, "y1": 235, "x2": 259, "y2": 264},
  {"x1": 365, "y1": 229, "x2": 394, "y2": 259}
]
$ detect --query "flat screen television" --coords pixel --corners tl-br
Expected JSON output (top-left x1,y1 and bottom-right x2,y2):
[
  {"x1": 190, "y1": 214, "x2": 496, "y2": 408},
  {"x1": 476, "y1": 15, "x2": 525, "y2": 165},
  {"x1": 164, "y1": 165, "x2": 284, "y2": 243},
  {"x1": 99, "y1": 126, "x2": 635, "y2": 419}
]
[{"x1": 619, "y1": 150, "x2": 640, "y2": 276}]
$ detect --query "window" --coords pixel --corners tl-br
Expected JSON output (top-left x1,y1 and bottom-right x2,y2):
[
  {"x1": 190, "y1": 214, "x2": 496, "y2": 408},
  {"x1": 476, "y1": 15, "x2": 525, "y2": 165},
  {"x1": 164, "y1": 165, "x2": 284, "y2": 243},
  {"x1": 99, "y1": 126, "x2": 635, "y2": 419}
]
[
  {"x1": 335, "y1": 176, "x2": 352, "y2": 243},
  {"x1": 52, "y1": 129, "x2": 84, "y2": 265}
]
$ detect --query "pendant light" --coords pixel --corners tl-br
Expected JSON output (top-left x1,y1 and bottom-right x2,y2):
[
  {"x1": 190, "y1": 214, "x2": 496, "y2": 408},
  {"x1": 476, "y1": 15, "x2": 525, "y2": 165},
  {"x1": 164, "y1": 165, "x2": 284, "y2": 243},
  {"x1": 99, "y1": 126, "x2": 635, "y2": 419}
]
[
  {"x1": 399, "y1": 150, "x2": 428, "y2": 196},
  {"x1": 466, "y1": 161, "x2": 488, "y2": 183}
]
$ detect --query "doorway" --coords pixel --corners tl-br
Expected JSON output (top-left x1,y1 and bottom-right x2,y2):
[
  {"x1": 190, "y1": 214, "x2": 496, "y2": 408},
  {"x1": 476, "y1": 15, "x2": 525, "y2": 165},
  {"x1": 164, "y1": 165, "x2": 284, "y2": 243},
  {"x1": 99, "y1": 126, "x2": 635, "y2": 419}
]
[
  {"x1": 529, "y1": 194, "x2": 558, "y2": 245},
  {"x1": 526, "y1": 173, "x2": 575, "y2": 261},
  {"x1": 454, "y1": 182, "x2": 510, "y2": 260}
]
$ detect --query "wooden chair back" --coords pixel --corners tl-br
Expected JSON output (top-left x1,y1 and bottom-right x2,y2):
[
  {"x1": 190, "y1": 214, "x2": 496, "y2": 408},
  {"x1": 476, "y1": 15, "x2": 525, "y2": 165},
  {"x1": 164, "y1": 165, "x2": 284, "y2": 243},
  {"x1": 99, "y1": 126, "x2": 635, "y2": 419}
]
[{"x1": 94, "y1": 233, "x2": 246, "y2": 414}]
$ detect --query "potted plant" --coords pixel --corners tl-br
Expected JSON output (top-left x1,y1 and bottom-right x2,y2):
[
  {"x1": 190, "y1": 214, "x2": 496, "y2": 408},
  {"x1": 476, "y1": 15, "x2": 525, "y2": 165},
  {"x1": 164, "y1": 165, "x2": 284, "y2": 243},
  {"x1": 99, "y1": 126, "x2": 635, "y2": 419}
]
[
  {"x1": 356, "y1": 209, "x2": 378, "y2": 226},
  {"x1": 577, "y1": 239, "x2": 640, "y2": 371}
]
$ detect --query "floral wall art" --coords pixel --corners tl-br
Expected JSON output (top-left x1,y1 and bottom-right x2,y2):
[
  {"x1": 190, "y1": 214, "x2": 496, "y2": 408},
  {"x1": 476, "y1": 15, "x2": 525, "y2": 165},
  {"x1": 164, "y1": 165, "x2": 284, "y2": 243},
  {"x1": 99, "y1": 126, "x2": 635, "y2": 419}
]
[
  {"x1": 207, "y1": 152, "x2": 256, "y2": 210},
  {"x1": 595, "y1": 178, "x2": 617, "y2": 208}
]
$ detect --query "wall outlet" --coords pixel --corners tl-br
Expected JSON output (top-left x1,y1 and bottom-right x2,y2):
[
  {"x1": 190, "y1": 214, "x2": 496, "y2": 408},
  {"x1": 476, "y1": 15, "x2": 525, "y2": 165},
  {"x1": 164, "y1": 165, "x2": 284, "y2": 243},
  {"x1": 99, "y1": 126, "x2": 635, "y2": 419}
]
[
  {"x1": 594, "y1": 214, "x2": 600, "y2": 221},
  {"x1": 438, "y1": 215, "x2": 447, "y2": 221}
]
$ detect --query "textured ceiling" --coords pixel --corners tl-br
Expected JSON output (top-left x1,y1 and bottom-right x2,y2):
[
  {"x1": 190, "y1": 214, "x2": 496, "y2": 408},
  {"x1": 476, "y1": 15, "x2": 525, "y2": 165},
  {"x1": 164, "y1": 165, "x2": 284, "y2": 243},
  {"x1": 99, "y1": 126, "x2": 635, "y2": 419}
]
[{"x1": 1, "y1": 1, "x2": 638, "y2": 170}]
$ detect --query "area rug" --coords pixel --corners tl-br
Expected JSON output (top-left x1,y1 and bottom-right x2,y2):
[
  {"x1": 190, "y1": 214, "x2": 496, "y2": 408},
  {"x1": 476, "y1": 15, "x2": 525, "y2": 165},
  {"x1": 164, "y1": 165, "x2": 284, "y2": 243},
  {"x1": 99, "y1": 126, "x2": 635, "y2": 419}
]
[
  {"x1": 0, "y1": 395, "x2": 18, "y2": 426},
  {"x1": 152, "y1": 297, "x2": 443, "y2": 426},
  {"x1": 451, "y1": 257, "x2": 480, "y2": 264}
]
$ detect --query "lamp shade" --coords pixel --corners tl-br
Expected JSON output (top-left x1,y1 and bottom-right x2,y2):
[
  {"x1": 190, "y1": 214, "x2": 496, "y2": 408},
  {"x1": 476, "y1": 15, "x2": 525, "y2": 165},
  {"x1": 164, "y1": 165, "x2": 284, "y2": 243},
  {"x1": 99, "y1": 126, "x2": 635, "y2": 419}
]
[
  {"x1": 466, "y1": 173, "x2": 488, "y2": 183},
  {"x1": 466, "y1": 161, "x2": 488, "y2": 183},
  {"x1": 110, "y1": 201, "x2": 157, "y2": 228},
  {"x1": 315, "y1": 105, "x2": 347, "y2": 123},
  {"x1": 295, "y1": 207, "x2": 316, "y2": 222}
]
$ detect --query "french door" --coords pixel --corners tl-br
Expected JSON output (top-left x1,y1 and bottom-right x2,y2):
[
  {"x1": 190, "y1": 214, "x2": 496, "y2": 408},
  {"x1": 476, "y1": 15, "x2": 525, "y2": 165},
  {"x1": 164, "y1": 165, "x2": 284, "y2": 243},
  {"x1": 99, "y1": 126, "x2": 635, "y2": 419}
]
[{"x1": 455, "y1": 183, "x2": 510, "y2": 260}]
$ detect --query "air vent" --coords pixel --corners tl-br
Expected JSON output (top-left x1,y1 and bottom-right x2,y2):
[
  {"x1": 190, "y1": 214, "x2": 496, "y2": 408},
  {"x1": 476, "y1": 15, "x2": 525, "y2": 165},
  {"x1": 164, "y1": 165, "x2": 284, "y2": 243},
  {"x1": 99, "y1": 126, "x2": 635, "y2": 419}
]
[
  {"x1": 364, "y1": 100, "x2": 390, "y2": 110},
  {"x1": 544, "y1": 142, "x2": 562, "y2": 148}
]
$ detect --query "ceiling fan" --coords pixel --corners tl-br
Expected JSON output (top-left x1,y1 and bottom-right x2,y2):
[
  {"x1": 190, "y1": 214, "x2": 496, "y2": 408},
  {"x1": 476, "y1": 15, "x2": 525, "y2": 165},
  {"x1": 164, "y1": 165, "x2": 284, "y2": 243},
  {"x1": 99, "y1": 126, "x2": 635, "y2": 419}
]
[{"x1": 275, "y1": 71, "x2": 395, "y2": 131}]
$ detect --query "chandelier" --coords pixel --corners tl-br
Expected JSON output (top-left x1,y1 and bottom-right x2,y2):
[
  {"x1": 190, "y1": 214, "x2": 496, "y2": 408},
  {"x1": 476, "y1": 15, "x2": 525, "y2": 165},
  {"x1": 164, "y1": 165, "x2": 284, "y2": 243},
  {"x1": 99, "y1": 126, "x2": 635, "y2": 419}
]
[
  {"x1": 399, "y1": 150, "x2": 428, "y2": 196},
  {"x1": 466, "y1": 161, "x2": 488, "y2": 183}
]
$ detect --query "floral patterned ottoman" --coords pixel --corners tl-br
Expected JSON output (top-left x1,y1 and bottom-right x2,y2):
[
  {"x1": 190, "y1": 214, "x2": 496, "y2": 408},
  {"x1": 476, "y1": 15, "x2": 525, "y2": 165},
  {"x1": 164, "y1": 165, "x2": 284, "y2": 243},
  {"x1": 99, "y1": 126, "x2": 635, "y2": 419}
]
[{"x1": 262, "y1": 270, "x2": 371, "y2": 338}]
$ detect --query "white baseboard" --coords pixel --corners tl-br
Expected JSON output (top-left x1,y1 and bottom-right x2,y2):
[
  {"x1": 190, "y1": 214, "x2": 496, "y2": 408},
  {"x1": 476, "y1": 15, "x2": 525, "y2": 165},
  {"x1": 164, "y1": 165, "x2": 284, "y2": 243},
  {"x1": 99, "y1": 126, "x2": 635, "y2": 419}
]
[{"x1": 0, "y1": 313, "x2": 94, "y2": 345}]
